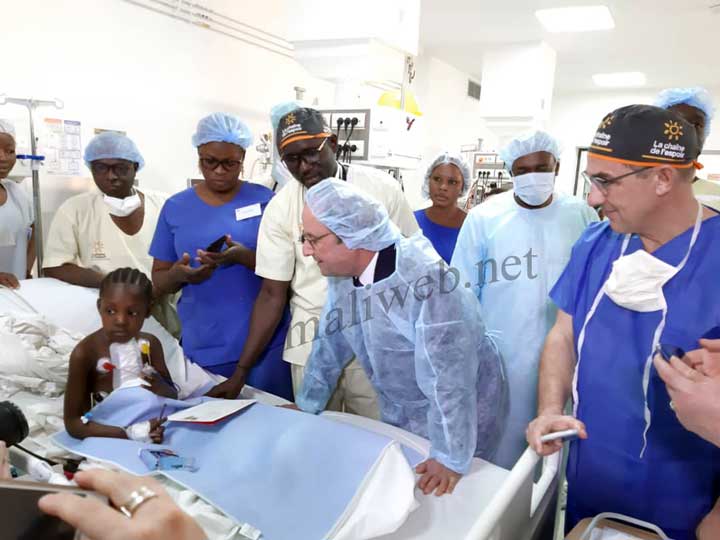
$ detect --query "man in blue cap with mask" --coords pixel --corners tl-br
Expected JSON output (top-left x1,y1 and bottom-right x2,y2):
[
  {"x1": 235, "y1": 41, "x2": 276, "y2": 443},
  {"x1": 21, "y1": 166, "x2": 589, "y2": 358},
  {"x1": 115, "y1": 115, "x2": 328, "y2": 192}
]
[
  {"x1": 527, "y1": 104, "x2": 720, "y2": 539},
  {"x1": 452, "y1": 130, "x2": 597, "y2": 469}
]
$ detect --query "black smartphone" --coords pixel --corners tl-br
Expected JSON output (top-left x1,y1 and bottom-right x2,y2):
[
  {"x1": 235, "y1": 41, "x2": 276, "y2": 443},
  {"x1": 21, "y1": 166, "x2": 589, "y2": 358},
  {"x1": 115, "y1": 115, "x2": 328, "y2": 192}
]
[
  {"x1": 205, "y1": 235, "x2": 227, "y2": 253},
  {"x1": 657, "y1": 344, "x2": 685, "y2": 361},
  {"x1": 0, "y1": 478, "x2": 106, "y2": 540}
]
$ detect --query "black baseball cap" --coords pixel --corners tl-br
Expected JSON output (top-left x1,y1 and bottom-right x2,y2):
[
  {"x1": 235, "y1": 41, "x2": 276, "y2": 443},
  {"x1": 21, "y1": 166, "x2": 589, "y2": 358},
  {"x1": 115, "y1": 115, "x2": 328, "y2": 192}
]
[
  {"x1": 589, "y1": 104, "x2": 703, "y2": 169},
  {"x1": 276, "y1": 107, "x2": 332, "y2": 153}
]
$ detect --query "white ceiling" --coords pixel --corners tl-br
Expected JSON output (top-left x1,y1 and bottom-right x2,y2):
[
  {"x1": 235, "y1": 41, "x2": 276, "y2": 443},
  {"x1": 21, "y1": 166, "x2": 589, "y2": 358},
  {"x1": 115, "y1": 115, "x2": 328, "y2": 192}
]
[{"x1": 420, "y1": 0, "x2": 720, "y2": 93}]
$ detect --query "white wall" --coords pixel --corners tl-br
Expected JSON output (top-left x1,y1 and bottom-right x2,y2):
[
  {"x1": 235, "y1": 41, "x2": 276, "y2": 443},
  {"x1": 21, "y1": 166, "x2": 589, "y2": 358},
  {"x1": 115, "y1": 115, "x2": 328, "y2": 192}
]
[
  {"x1": 1, "y1": 0, "x2": 334, "y2": 197},
  {"x1": 549, "y1": 87, "x2": 720, "y2": 195},
  {"x1": 406, "y1": 54, "x2": 498, "y2": 210}
]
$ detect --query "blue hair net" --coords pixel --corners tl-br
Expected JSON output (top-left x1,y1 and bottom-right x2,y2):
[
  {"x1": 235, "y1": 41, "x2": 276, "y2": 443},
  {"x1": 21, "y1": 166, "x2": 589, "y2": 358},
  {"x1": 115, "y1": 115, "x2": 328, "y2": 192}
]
[
  {"x1": 270, "y1": 101, "x2": 302, "y2": 133},
  {"x1": 0, "y1": 119, "x2": 15, "y2": 140},
  {"x1": 423, "y1": 151, "x2": 472, "y2": 198},
  {"x1": 654, "y1": 87, "x2": 715, "y2": 138},
  {"x1": 270, "y1": 102, "x2": 302, "y2": 188},
  {"x1": 84, "y1": 132, "x2": 145, "y2": 170},
  {"x1": 192, "y1": 112, "x2": 253, "y2": 149},
  {"x1": 305, "y1": 178, "x2": 401, "y2": 251},
  {"x1": 499, "y1": 130, "x2": 561, "y2": 172}
]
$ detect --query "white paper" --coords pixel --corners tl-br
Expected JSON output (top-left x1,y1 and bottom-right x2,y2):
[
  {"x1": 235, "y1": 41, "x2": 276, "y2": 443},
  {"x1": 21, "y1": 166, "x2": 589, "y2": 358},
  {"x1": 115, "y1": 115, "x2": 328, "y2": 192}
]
[{"x1": 167, "y1": 399, "x2": 256, "y2": 423}]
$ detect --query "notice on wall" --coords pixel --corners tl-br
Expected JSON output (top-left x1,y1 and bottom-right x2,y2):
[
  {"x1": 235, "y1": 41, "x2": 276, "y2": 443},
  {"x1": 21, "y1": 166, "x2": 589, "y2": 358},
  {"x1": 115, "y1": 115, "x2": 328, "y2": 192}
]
[{"x1": 43, "y1": 118, "x2": 82, "y2": 175}]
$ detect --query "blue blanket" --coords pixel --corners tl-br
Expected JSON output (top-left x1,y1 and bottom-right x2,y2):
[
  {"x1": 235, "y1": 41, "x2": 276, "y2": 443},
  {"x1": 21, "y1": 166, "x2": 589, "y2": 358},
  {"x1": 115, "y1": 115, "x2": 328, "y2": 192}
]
[{"x1": 54, "y1": 387, "x2": 423, "y2": 540}]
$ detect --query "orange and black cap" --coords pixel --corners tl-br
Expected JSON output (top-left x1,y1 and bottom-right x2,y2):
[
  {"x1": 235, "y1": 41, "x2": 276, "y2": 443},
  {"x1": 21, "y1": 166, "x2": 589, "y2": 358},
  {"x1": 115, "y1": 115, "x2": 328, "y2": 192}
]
[
  {"x1": 589, "y1": 104, "x2": 703, "y2": 170},
  {"x1": 276, "y1": 107, "x2": 332, "y2": 153}
]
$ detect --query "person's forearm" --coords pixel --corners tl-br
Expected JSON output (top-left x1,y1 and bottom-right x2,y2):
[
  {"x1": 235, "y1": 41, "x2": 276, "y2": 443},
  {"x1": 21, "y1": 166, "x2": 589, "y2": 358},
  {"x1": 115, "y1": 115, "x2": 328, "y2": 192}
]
[
  {"x1": 66, "y1": 418, "x2": 127, "y2": 440},
  {"x1": 233, "y1": 290, "x2": 287, "y2": 374},
  {"x1": 235, "y1": 250, "x2": 256, "y2": 272},
  {"x1": 152, "y1": 267, "x2": 184, "y2": 295},
  {"x1": 44, "y1": 264, "x2": 104, "y2": 288},
  {"x1": 537, "y1": 329, "x2": 576, "y2": 416}
]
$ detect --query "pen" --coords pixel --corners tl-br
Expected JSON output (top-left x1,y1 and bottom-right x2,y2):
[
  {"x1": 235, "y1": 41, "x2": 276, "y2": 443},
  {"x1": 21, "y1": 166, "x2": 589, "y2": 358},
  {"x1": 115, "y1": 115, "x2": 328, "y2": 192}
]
[{"x1": 540, "y1": 429, "x2": 579, "y2": 443}]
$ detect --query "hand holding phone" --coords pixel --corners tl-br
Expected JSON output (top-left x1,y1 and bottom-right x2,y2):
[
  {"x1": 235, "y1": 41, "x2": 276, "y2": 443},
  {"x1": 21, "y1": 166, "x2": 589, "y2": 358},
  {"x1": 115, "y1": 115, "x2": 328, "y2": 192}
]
[{"x1": 205, "y1": 235, "x2": 227, "y2": 253}]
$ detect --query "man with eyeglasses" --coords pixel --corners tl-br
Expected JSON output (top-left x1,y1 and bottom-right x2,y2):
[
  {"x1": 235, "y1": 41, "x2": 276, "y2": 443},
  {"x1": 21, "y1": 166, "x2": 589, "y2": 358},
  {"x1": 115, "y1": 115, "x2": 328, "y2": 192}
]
[
  {"x1": 526, "y1": 105, "x2": 720, "y2": 539},
  {"x1": 451, "y1": 131, "x2": 597, "y2": 469},
  {"x1": 206, "y1": 107, "x2": 418, "y2": 418},
  {"x1": 43, "y1": 132, "x2": 178, "y2": 335}
]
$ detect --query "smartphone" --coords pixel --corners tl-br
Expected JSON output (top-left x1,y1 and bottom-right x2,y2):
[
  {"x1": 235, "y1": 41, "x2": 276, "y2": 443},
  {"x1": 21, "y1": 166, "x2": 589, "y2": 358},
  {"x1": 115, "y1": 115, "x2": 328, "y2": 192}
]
[
  {"x1": 0, "y1": 478, "x2": 106, "y2": 540},
  {"x1": 205, "y1": 235, "x2": 227, "y2": 253},
  {"x1": 657, "y1": 343, "x2": 685, "y2": 361}
]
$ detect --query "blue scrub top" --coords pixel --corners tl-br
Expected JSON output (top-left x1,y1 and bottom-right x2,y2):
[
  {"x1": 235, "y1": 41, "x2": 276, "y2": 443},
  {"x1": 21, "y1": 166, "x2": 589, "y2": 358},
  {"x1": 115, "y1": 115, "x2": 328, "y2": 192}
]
[
  {"x1": 551, "y1": 217, "x2": 720, "y2": 540},
  {"x1": 150, "y1": 182, "x2": 292, "y2": 400},
  {"x1": 414, "y1": 209, "x2": 461, "y2": 264}
]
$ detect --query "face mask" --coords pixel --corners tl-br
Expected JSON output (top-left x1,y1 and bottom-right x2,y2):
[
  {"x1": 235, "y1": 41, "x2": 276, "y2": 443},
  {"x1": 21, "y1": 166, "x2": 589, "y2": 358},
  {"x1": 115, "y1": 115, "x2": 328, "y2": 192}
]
[
  {"x1": 603, "y1": 249, "x2": 678, "y2": 312},
  {"x1": 103, "y1": 190, "x2": 141, "y2": 217},
  {"x1": 512, "y1": 172, "x2": 555, "y2": 206}
]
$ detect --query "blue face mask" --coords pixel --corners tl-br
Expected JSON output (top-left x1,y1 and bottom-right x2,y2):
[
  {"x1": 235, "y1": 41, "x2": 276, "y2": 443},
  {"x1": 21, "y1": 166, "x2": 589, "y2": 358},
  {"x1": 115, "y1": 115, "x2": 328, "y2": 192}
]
[{"x1": 512, "y1": 172, "x2": 555, "y2": 205}]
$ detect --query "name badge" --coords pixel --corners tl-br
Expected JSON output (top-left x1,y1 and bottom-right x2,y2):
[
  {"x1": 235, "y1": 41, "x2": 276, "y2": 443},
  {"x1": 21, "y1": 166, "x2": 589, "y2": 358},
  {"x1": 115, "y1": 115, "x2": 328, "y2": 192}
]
[{"x1": 235, "y1": 203, "x2": 262, "y2": 221}]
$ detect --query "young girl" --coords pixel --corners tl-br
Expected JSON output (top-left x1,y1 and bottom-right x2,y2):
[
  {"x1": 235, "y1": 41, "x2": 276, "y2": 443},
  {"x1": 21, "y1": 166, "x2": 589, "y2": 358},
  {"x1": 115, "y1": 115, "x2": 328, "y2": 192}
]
[{"x1": 64, "y1": 268, "x2": 177, "y2": 442}]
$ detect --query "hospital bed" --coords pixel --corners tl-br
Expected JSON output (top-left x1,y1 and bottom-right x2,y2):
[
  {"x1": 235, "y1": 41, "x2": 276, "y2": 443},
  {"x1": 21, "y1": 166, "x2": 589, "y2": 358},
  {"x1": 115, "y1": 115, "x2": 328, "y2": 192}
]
[{"x1": 0, "y1": 278, "x2": 559, "y2": 540}]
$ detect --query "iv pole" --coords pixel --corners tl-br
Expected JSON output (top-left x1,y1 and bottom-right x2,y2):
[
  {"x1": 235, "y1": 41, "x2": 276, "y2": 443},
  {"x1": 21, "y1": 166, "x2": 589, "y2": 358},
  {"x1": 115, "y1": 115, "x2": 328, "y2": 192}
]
[{"x1": 0, "y1": 94, "x2": 64, "y2": 276}]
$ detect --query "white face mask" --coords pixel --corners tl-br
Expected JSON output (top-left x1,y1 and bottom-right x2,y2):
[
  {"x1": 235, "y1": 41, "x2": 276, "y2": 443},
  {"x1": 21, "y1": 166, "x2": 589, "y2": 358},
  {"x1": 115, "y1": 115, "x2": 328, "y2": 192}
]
[
  {"x1": 103, "y1": 190, "x2": 141, "y2": 217},
  {"x1": 603, "y1": 250, "x2": 678, "y2": 312},
  {"x1": 512, "y1": 171, "x2": 555, "y2": 206}
]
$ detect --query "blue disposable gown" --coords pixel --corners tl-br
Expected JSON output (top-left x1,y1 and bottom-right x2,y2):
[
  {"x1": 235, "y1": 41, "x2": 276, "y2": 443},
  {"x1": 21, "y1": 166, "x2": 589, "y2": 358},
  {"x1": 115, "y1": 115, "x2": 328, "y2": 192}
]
[
  {"x1": 551, "y1": 217, "x2": 720, "y2": 540},
  {"x1": 451, "y1": 191, "x2": 598, "y2": 469},
  {"x1": 413, "y1": 209, "x2": 461, "y2": 264},
  {"x1": 297, "y1": 233, "x2": 508, "y2": 474}
]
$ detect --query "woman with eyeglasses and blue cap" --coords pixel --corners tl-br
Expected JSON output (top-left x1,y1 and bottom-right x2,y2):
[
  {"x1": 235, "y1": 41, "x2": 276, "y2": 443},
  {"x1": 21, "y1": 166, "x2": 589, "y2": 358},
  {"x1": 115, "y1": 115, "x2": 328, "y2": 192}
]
[
  {"x1": 0, "y1": 120, "x2": 35, "y2": 289},
  {"x1": 414, "y1": 152, "x2": 469, "y2": 264},
  {"x1": 655, "y1": 86, "x2": 719, "y2": 211},
  {"x1": 150, "y1": 113, "x2": 293, "y2": 400}
]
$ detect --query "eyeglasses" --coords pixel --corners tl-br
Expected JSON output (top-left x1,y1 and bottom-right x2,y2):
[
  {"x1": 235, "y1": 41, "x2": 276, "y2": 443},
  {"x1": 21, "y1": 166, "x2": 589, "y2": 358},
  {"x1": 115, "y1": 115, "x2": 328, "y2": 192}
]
[
  {"x1": 199, "y1": 157, "x2": 243, "y2": 171},
  {"x1": 282, "y1": 137, "x2": 328, "y2": 168},
  {"x1": 91, "y1": 162, "x2": 134, "y2": 176},
  {"x1": 582, "y1": 166, "x2": 653, "y2": 194},
  {"x1": 299, "y1": 230, "x2": 334, "y2": 248}
]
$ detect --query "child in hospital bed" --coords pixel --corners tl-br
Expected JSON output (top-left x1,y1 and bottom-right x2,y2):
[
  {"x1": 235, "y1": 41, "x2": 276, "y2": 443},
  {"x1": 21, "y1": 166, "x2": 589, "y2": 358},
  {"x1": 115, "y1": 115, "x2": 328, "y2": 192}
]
[{"x1": 64, "y1": 268, "x2": 177, "y2": 442}]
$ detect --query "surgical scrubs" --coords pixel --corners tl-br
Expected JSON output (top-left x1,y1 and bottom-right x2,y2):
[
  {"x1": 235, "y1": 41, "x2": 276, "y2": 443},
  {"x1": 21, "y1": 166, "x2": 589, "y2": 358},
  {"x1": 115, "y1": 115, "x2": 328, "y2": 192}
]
[
  {"x1": 551, "y1": 217, "x2": 720, "y2": 539},
  {"x1": 414, "y1": 209, "x2": 460, "y2": 264},
  {"x1": 150, "y1": 182, "x2": 293, "y2": 400},
  {"x1": 451, "y1": 191, "x2": 597, "y2": 469}
]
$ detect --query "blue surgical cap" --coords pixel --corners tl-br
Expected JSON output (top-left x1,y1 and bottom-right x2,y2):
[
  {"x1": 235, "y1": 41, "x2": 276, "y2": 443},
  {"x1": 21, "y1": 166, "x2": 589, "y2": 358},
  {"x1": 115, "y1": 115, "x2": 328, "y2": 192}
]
[
  {"x1": 0, "y1": 119, "x2": 15, "y2": 140},
  {"x1": 84, "y1": 132, "x2": 145, "y2": 170},
  {"x1": 270, "y1": 101, "x2": 302, "y2": 133},
  {"x1": 423, "y1": 151, "x2": 472, "y2": 198},
  {"x1": 305, "y1": 179, "x2": 401, "y2": 251},
  {"x1": 654, "y1": 87, "x2": 715, "y2": 138},
  {"x1": 499, "y1": 130, "x2": 561, "y2": 172},
  {"x1": 192, "y1": 112, "x2": 253, "y2": 149}
]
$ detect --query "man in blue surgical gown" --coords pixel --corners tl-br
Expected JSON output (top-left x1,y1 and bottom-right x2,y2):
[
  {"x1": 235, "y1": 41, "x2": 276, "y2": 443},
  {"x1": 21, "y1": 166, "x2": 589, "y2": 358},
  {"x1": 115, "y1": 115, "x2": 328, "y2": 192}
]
[
  {"x1": 295, "y1": 179, "x2": 507, "y2": 497},
  {"x1": 527, "y1": 104, "x2": 720, "y2": 540},
  {"x1": 451, "y1": 131, "x2": 598, "y2": 468}
]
